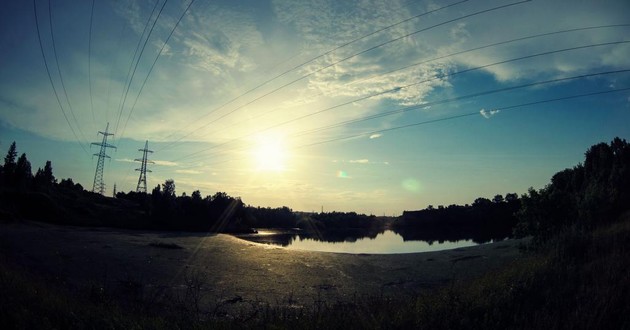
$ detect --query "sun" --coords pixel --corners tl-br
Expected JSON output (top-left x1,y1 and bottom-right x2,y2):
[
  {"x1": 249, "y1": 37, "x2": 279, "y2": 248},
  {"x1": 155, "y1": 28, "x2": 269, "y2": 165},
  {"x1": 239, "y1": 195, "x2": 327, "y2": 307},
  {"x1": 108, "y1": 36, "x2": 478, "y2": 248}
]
[{"x1": 252, "y1": 135, "x2": 289, "y2": 172}]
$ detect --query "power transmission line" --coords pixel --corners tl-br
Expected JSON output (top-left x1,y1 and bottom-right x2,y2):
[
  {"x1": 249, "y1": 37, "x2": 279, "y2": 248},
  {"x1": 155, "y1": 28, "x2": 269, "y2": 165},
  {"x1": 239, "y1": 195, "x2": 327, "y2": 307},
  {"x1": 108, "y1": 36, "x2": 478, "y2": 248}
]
[
  {"x1": 197, "y1": 86, "x2": 630, "y2": 168},
  {"x1": 303, "y1": 88, "x2": 630, "y2": 148},
  {"x1": 185, "y1": 24, "x2": 630, "y2": 148},
  {"x1": 117, "y1": 0, "x2": 197, "y2": 145},
  {"x1": 176, "y1": 68, "x2": 630, "y2": 165},
  {"x1": 170, "y1": 41, "x2": 629, "y2": 163},
  {"x1": 112, "y1": 0, "x2": 163, "y2": 137},
  {"x1": 33, "y1": 0, "x2": 89, "y2": 154},
  {"x1": 88, "y1": 0, "x2": 96, "y2": 126},
  {"x1": 47, "y1": 0, "x2": 89, "y2": 144},
  {"x1": 158, "y1": 0, "x2": 468, "y2": 148},
  {"x1": 179, "y1": 0, "x2": 531, "y2": 141}
]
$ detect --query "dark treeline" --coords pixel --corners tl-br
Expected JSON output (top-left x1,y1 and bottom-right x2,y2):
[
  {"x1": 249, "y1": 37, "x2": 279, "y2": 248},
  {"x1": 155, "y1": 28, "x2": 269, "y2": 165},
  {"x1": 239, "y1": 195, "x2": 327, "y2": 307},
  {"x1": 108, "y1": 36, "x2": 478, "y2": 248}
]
[
  {"x1": 394, "y1": 194, "x2": 521, "y2": 244},
  {"x1": 0, "y1": 141, "x2": 249, "y2": 232},
  {"x1": 0, "y1": 141, "x2": 383, "y2": 234},
  {"x1": 515, "y1": 137, "x2": 630, "y2": 241},
  {"x1": 3, "y1": 137, "x2": 629, "y2": 242},
  {"x1": 116, "y1": 184, "x2": 250, "y2": 233}
]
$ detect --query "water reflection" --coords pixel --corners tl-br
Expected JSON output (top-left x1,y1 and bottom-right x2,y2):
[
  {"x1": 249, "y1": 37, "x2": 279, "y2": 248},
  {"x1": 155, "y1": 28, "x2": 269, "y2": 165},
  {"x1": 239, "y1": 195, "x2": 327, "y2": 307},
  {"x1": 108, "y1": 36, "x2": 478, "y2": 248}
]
[{"x1": 236, "y1": 229, "x2": 494, "y2": 254}]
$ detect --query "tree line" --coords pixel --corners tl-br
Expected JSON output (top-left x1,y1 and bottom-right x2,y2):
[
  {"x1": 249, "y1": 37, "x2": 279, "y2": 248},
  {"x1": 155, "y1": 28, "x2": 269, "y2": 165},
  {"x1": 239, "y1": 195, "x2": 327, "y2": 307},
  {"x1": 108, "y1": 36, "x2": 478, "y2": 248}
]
[
  {"x1": 515, "y1": 137, "x2": 630, "y2": 241},
  {"x1": 3, "y1": 137, "x2": 628, "y2": 241},
  {"x1": 394, "y1": 193, "x2": 521, "y2": 243}
]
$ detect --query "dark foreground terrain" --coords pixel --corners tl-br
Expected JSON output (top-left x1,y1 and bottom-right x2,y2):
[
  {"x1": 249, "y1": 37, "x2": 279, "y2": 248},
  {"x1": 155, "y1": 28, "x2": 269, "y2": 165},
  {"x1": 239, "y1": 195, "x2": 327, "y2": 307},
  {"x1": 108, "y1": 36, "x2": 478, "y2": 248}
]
[
  {"x1": 0, "y1": 221, "x2": 525, "y2": 308},
  {"x1": 3, "y1": 217, "x2": 629, "y2": 329}
]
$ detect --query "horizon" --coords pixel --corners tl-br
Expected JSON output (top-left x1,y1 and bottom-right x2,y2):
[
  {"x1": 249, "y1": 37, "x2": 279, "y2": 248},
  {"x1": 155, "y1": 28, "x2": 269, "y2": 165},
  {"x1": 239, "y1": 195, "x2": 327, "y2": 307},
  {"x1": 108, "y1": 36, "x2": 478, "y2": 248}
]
[{"x1": 1, "y1": 0, "x2": 629, "y2": 215}]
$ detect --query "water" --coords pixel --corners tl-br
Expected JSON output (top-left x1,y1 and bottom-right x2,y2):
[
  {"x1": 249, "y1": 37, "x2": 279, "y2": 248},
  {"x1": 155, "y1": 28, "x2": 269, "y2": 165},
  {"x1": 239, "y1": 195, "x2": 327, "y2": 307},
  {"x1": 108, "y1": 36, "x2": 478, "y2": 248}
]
[{"x1": 238, "y1": 229, "x2": 483, "y2": 254}]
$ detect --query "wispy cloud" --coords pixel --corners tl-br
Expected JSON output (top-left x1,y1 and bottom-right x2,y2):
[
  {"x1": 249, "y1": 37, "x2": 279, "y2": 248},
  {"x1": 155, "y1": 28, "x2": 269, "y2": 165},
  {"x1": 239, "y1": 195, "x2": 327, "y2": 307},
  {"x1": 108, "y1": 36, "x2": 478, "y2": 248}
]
[
  {"x1": 334, "y1": 159, "x2": 389, "y2": 165},
  {"x1": 175, "y1": 169, "x2": 203, "y2": 174},
  {"x1": 369, "y1": 133, "x2": 382, "y2": 139},
  {"x1": 480, "y1": 109, "x2": 500, "y2": 119},
  {"x1": 153, "y1": 160, "x2": 178, "y2": 167}
]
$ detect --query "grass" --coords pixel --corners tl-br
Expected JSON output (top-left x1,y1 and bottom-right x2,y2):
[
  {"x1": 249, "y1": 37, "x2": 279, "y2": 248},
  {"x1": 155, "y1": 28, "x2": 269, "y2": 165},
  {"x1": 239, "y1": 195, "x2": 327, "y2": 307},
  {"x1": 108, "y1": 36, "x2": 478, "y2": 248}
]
[{"x1": 2, "y1": 217, "x2": 629, "y2": 329}]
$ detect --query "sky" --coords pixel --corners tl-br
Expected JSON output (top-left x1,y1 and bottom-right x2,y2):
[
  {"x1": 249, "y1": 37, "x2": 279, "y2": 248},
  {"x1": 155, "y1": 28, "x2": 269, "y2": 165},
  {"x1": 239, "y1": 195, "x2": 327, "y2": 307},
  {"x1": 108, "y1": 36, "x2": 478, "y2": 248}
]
[{"x1": 1, "y1": 0, "x2": 629, "y2": 215}]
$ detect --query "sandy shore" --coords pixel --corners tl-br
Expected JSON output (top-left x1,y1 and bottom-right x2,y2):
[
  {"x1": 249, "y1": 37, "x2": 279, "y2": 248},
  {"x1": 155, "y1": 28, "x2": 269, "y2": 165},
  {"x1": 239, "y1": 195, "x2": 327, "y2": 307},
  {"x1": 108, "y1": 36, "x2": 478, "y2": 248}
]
[{"x1": 0, "y1": 221, "x2": 527, "y2": 307}]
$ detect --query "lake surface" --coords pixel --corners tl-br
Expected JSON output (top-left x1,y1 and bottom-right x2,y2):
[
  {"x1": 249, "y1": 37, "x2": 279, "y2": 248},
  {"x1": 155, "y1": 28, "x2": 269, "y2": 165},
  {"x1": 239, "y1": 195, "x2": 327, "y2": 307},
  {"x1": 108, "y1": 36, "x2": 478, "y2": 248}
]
[{"x1": 237, "y1": 229, "x2": 485, "y2": 254}]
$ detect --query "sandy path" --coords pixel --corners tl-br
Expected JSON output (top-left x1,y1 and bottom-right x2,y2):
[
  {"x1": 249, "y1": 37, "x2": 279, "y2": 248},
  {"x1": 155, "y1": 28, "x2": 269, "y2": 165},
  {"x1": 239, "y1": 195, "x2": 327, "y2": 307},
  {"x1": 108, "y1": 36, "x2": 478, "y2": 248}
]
[{"x1": 0, "y1": 221, "x2": 526, "y2": 308}]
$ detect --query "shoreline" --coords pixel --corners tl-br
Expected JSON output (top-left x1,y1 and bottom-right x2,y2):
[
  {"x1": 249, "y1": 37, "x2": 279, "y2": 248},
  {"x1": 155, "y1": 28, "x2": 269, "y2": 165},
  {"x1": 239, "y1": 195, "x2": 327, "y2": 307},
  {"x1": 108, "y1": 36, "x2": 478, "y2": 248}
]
[{"x1": 1, "y1": 220, "x2": 528, "y2": 307}]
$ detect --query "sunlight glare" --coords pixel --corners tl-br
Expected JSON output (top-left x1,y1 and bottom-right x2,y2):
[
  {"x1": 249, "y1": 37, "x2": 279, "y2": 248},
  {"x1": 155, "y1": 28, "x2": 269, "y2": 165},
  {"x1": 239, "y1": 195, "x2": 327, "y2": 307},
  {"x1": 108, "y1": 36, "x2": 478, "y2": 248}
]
[{"x1": 253, "y1": 135, "x2": 289, "y2": 172}]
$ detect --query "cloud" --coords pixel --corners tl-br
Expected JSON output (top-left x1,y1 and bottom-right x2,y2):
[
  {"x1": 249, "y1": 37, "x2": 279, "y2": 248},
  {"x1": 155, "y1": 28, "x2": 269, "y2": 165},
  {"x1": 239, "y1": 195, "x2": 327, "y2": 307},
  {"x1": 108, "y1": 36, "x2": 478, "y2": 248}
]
[
  {"x1": 153, "y1": 160, "x2": 178, "y2": 167},
  {"x1": 115, "y1": 158, "x2": 135, "y2": 163},
  {"x1": 175, "y1": 169, "x2": 203, "y2": 174},
  {"x1": 440, "y1": 1, "x2": 630, "y2": 82},
  {"x1": 272, "y1": 0, "x2": 447, "y2": 107},
  {"x1": 334, "y1": 159, "x2": 389, "y2": 165},
  {"x1": 369, "y1": 133, "x2": 383, "y2": 139},
  {"x1": 480, "y1": 109, "x2": 500, "y2": 119}
]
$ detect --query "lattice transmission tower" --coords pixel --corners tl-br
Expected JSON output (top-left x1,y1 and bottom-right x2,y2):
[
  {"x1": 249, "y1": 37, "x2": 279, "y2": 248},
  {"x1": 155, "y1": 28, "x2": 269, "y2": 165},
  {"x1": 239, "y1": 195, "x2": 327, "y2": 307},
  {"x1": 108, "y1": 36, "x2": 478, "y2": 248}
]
[
  {"x1": 135, "y1": 140, "x2": 154, "y2": 193},
  {"x1": 91, "y1": 123, "x2": 116, "y2": 195}
]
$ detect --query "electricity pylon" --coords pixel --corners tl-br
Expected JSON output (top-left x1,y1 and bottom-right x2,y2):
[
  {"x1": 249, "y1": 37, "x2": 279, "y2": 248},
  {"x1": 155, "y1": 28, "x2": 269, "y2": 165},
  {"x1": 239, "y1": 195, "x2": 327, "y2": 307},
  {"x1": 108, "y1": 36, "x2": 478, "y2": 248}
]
[
  {"x1": 135, "y1": 140, "x2": 153, "y2": 193},
  {"x1": 91, "y1": 123, "x2": 116, "y2": 195}
]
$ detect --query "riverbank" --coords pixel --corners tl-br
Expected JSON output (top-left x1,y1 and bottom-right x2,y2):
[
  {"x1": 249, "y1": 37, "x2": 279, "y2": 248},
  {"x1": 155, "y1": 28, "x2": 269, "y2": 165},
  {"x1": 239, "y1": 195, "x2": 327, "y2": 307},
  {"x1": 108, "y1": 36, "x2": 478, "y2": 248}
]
[{"x1": 0, "y1": 220, "x2": 527, "y2": 307}]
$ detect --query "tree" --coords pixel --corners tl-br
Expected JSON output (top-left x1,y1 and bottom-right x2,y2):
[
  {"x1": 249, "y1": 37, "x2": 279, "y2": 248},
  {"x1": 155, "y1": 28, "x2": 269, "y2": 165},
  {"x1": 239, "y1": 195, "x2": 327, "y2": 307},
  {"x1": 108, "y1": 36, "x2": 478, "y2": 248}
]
[
  {"x1": 505, "y1": 193, "x2": 519, "y2": 203},
  {"x1": 162, "y1": 179, "x2": 176, "y2": 198},
  {"x1": 492, "y1": 194, "x2": 505, "y2": 204},
  {"x1": 473, "y1": 197, "x2": 492, "y2": 208},
  {"x1": 34, "y1": 160, "x2": 56, "y2": 188},
  {"x1": 15, "y1": 153, "x2": 32, "y2": 189},
  {"x1": 3, "y1": 141, "x2": 17, "y2": 172},
  {"x1": 2, "y1": 141, "x2": 17, "y2": 186}
]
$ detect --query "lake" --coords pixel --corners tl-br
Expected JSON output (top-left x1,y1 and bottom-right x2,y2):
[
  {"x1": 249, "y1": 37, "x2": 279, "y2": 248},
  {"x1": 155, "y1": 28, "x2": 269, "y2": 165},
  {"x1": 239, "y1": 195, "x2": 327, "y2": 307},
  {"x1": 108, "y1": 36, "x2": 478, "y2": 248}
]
[{"x1": 237, "y1": 229, "x2": 488, "y2": 254}]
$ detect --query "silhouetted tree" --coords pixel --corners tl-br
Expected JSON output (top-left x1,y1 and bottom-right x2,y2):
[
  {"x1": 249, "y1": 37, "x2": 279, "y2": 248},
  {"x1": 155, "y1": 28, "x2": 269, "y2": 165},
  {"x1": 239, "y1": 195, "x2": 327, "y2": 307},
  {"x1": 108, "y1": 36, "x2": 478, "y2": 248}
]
[
  {"x1": 515, "y1": 137, "x2": 630, "y2": 240},
  {"x1": 14, "y1": 153, "x2": 32, "y2": 190},
  {"x1": 2, "y1": 141, "x2": 17, "y2": 187},
  {"x1": 34, "y1": 160, "x2": 56, "y2": 189},
  {"x1": 492, "y1": 194, "x2": 504, "y2": 204},
  {"x1": 505, "y1": 193, "x2": 519, "y2": 203},
  {"x1": 59, "y1": 178, "x2": 84, "y2": 192},
  {"x1": 162, "y1": 179, "x2": 176, "y2": 198}
]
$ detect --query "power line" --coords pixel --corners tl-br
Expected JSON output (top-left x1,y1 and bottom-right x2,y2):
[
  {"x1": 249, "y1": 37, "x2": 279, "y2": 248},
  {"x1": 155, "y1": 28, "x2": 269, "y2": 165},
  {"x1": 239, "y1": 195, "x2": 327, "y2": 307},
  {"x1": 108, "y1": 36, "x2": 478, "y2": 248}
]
[
  {"x1": 47, "y1": 0, "x2": 89, "y2": 144},
  {"x1": 117, "y1": 0, "x2": 197, "y2": 145},
  {"x1": 182, "y1": 0, "x2": 531, "y2": 140},
  {"x1": 302, "y1": 88, "x2": 630, "y2": 148},
  {"x1": 171, "y1": 69, "x2": 629, "y2": 165},
  {"x1": 155, "y1": 0, "x2": 473, "y2": 151},
  {"x1": 199, "y1": 86, "x2": 630, "y2": 168},
  {"x1": 112, "y1": 0, "x2": 164, "y2": 138},
  {"x1": 88, "y1": 0, "x2": 96, "y2": 126},
  {"x1": 187, "y1": 24, "x2": 630, "y2": 147},
  {"x1": 32, "y1": 0, "x2": 89, "y2": 154},
  {"x1": 346, "y1": 24, "x2": 630, "y2": 89},
  {"x1": 104, "y1": 1, "x2": 135, "y2": 125},
  {"x1": 294, "y1": 69, "x2": 630, "y2": 138},
  {"x1": 170, "y1": 41, "x2": 628, "y2": 163},
  {"x1": 114, "y1": 0, "x2": 169, "y2": 138}
]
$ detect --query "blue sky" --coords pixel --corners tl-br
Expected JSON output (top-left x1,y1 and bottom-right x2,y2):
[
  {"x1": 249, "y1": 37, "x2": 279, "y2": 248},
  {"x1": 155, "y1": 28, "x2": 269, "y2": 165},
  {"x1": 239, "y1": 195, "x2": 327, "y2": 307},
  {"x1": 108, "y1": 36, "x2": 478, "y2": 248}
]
[{"x1": 1, "y1": 0, "x2": 629, "y2": 215}]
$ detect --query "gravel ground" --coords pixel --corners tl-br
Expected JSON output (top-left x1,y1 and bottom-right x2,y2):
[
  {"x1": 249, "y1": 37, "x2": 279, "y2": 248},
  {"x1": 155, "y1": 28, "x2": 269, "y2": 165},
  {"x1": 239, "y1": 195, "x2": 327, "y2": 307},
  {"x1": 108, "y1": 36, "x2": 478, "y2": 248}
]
[{"x1": 0, "y1": 221, "x2": 528, "y2": 309}]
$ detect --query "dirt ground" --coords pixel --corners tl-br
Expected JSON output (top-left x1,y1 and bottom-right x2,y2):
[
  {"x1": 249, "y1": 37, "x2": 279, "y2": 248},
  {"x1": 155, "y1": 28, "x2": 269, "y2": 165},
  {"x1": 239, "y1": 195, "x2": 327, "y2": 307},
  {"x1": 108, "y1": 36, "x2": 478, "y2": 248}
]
[{"x1": 0, "y1": 221, "x2": 528, "y2": 308}]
